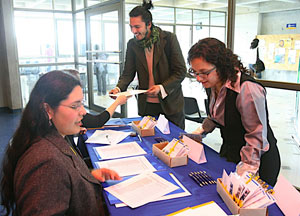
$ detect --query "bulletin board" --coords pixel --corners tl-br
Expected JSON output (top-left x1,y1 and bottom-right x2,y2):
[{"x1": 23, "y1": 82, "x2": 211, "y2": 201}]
[{"x1": 257, "y1": 34, "x2": 300, "y2": 71}]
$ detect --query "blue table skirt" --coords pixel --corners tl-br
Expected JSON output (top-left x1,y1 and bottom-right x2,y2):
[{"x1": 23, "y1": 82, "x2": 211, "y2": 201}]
[{"x1": 85, "y1": 117, "x2": 283, "y2": 216}]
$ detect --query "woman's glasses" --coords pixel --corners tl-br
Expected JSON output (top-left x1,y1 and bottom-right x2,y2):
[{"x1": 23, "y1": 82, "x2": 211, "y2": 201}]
[
  {"x1": 188, "y1": 66, "x2": 216, "y2": 78},
  {"x1": 60, "y1": 101, "x2": 85, "y2": 111}
]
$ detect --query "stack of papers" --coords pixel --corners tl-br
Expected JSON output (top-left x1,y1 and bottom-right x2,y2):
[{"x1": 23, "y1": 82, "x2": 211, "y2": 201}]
[
  {"x1": 95, "y1": 155, "x2": 157, "y2": 177},
  {"x1": 93, "y1": 141, "x2": 147, "y2": 160},
  {"x1": 85, "y1": 130, "x2": 131, "y2": 145},
  {"x1": 104, "y1": 172, "x2": 179, "y2": 208}
]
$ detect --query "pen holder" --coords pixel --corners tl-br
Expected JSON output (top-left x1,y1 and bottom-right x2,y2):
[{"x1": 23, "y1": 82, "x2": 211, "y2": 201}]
[
  {"x1": 132, "y1": 120, "x2": 155, "y2": 137},
  {"x1": 152, "y1": 142, "x2": 188, "y2": 168},
  {"x1": 216, "y1": 178, "x2": 267, "y2": 216}
]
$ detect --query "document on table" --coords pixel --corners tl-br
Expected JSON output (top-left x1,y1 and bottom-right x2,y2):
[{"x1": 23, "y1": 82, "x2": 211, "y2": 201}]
[
  {"x1": 109, "y1": 89, "x2": 147, "y2": 97},
  {"x1": 95, "y1": 155, "x2": 156, "y2": 177},
  {"x1": 93, "y1": 142, "x2": 147, "y2": 160},
  {"x1": 104, "y1": 172, "x2": 179, "y2": 208},
  {"x1": 85, "y1": 130, "x2": 131, "y2": 145},
  {"x1": 167, "y1": 201, "x2": 227, "y2": 216}
]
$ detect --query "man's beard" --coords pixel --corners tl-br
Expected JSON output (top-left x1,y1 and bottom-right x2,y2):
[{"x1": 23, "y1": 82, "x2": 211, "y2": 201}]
[{"x1": 134, "y1": 29, "x2": 149, "y2": 41}]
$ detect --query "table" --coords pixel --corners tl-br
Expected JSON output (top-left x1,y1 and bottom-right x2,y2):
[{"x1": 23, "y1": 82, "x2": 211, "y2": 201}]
[{"x1": 85, "y1": 117, "x2": 283, "y2": 216}]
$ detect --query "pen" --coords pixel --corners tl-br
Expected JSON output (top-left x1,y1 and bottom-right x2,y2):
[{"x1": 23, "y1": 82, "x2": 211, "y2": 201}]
[
  {"x1": 189, "y1": 173, "x2": 203, "y2": 187},
  {"x1": 137, "y1": 134, "x2": 142, "y2": 142},
  {"x1": 194, "y1": 172, "x2": 208, "y2": 185}
]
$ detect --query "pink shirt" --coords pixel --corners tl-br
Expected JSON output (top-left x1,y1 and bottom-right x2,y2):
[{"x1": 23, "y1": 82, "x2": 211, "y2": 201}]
[
  {"x1": 145, "y1": 47, "x2": 159, "y2": 103},
  {"x1": 207, "y1": 72, "x2": 269, "y2": 172}
]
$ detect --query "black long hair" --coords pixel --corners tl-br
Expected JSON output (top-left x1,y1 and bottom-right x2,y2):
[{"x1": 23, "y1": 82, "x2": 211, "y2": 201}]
[
  {"x1": 0, "y1": 70, "x2": 81, "y2": 216},
  {"x1": 188, "y1": 37, "x2": 249, "y2": 87},
  {"x1": 129, "y1": 0, "x2": 154, "y2": 27}
]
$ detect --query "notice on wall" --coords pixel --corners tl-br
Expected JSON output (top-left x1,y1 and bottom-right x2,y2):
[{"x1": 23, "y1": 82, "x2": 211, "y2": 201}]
[{"x1": 288, "y1": 49, "x2": 296, "y2": 64}]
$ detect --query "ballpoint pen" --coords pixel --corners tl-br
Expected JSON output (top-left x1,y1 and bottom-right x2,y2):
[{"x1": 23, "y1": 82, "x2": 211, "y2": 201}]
[{"x1": 137, "y1": 134, "x2": 142, "y2": 142}]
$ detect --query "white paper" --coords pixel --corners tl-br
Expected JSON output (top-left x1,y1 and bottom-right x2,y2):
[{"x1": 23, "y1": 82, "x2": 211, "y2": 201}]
[
  {"x1": 156, "y1": 114, "x2": 170, "y2": 134},
  {"x1": 115, "y1": 172, "x2": 191, "y2": 208},
  {"x1": 95, "y1": 155, "x2": 156, "y2": 177},
  {"x1": 189, "y1": 201, "x2": 228, "y2": 216},
  {"x1": 166, "y1": 201, "x2": 227, "y2": 216},
  {"x1": 85, "y1": 130, "x2": 131, "y2": 145},
  {"x1": 183, "y1": 135, "x2": 207, "y2": 164},
  {"x1": 109, "y1": 89, "x2": 147, "y2": 97},
  {"x1": 93, "y1": 142, "x2": 147, "y2": 160},
  {"x1": 104, "y1": 172, "x2": 179, "y2": 208}
]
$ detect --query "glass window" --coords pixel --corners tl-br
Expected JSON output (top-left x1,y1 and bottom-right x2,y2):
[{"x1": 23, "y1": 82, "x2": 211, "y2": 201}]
[
  {"x1": 75, "y1": 0, "x2": 84, "y2": 10},
  {"x1": 176, "y1": 8, "x2": 192, "y2": 25},
  {"x1": 125, "y1": 4, "x2": 137, "y2": 22},
  {"x1": 157, "y1": 25, "x2": 174, "y2": 33},
  {"x1": 210, "y1": 26, "x2": 226, "y2": 43},
  {"x1": 193, "y1": 10, "x2": 209, "y2": 25},
  {"x1": 176, "y1": 26, "x2": 191, "y2": 65},
  {"x1": 13, "y1": 0, "x2": 52, "y2": 9},
  {"x1": 54, "y1": 0, "x2": 72, "y2": 11},
  {"x1": 75, "y1": 12, "x2": 86, "y2": 63},
  {"x1": 210, "y1": 11, "x2": 226, "y2": 26},
  {"x1": 14, "y1": 11, "x2": 56, "y2": 64},
  {"x1": 152, "y1": 7, "x2": 174, "y2": 24},
  {"x1": 193, "y1": 26, "x2": 209, "y2": 44},
  {"x1": 55, "y1": 13, "x2": 74, "y2": 62}
]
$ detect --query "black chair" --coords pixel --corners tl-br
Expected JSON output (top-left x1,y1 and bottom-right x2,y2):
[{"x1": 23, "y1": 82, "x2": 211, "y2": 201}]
[{"x1": 184, "y1": 97, "x2": 205, "y2": 123}]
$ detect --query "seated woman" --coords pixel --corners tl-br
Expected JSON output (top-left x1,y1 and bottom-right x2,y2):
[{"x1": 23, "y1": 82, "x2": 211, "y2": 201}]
[
  {"x1": 0, "y1": 70, "x2": 121, "y2": 216},
  {"x1": 188, "y1": 38, "x2": 280, "y2": 186}
]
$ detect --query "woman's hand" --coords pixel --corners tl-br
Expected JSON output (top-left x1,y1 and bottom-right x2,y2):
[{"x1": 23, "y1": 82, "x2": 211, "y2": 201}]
[
  {"x1": 115, "y1": 95, "x2": 128, "y2": 105},
  {"x1": 91, "y1": 168, "x2": 122, "y2": 182},
  {"x1": 192, "y1": 126, "x2": 205, "y2": 134}
]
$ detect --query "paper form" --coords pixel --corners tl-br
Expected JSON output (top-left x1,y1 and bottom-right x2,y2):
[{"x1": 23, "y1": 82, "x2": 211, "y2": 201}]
[
  {"x1": 85, "y1": 130, "x2": 131, "y2": 145},
  {"x1": 104, "y1": 172, "x2": 179, "y2": 208},
  {"x1": 93, "y1": 142, "x2": 147, "y2": 160},
  {"x1": 95, "y1": 156, "x2": 156, "y2": 177},
  {"x1": 109, "y1": 89, "x2": 147, "y2": 97}
]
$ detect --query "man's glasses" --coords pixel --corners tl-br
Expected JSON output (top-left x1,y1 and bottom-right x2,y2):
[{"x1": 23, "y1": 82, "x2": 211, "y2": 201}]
[
  {"x1": 188, "y1": 66, "x2": 216, "y2": 78},
  {"x1": 60, "y1": 101, "x2": 85, "y2": 111}
]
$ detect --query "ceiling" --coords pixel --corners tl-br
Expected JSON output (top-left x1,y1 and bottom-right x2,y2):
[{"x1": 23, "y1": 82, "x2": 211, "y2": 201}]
[{"x1": 13, "y1": 0, "x2": 300, "y2": 14}]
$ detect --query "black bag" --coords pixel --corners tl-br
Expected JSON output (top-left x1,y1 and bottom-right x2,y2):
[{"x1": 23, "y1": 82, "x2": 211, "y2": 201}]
[{"x1": 255, "y1": 48, "x2": 265, "y2": 72}]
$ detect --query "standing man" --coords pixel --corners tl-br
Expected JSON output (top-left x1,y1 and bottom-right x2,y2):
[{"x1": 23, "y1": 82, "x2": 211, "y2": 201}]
[
  {"x1": 94, "y1": 44, "x2": 108, "y2": 96},
  {"x1": 109, "y1": 0, "x2": 186, "y2": 129}
]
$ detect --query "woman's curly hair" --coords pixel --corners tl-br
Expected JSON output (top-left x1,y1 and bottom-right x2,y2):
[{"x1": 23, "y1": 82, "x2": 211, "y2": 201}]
[{"x1": 187, "y1": 38, "x2": 250, "y2": 88}]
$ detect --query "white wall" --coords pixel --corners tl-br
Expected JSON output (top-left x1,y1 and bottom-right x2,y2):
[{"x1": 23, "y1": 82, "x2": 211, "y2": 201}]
[{"x1": 261, "y1": 10, "x2": 300, "y2": 35}]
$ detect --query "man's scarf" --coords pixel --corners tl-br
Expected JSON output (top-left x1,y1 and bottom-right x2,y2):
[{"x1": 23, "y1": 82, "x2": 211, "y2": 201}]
[{"x1": 137, "y1": 26, "x2": 160, "y2": 50}]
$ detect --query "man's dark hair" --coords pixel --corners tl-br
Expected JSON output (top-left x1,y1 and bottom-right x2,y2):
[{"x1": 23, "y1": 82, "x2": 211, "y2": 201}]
[{"x1": 129, "y1": 0, "x2": 154, "y2": 26}]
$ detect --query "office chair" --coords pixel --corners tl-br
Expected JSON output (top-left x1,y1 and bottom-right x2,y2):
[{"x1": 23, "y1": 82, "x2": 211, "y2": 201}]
[{"x1": 184, "y1": 97, "x2": 205, "y2": 123}]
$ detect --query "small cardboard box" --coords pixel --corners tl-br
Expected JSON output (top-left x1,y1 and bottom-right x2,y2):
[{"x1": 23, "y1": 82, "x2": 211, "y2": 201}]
[
  {"x1": 132, "y1": 120, "x2": 155, "y2": 137},
  {"x1": 152, "y1": 142, "x2": 188, "y2": 168},
  {"x1": 216, "y1": 178, "x2": 267, "y2": 216}
]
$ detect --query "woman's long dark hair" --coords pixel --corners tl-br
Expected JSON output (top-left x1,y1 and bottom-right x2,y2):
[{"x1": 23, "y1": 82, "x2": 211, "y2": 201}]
[
  {"x1": 0, "y1": 70, "x2": 81, "y2": 216},
  {"x1": 187, "y1": 37, "x2": 250, "y2": 88}
]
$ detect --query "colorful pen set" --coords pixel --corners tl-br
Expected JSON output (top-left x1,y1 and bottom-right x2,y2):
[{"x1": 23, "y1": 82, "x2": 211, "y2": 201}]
[{"x1": 189, "y1": 171, "x2": 217, "y2": 187}]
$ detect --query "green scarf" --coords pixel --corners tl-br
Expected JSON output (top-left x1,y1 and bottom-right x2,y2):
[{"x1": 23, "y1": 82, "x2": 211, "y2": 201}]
[{"x1": 137, "y1": 26, "x2": 160, "y2": 50}]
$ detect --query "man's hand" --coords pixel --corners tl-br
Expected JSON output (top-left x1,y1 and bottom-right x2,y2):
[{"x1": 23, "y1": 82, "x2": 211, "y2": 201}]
[
  {"x1": 147, "y1": 85, "x2": 160, "y2": 96},
  {"x1": 91, "y1": 168, "x2": 122, "y2": 182},
  {"x1": 109, "y1": 88, "x2": 120, "y2": 99}
]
